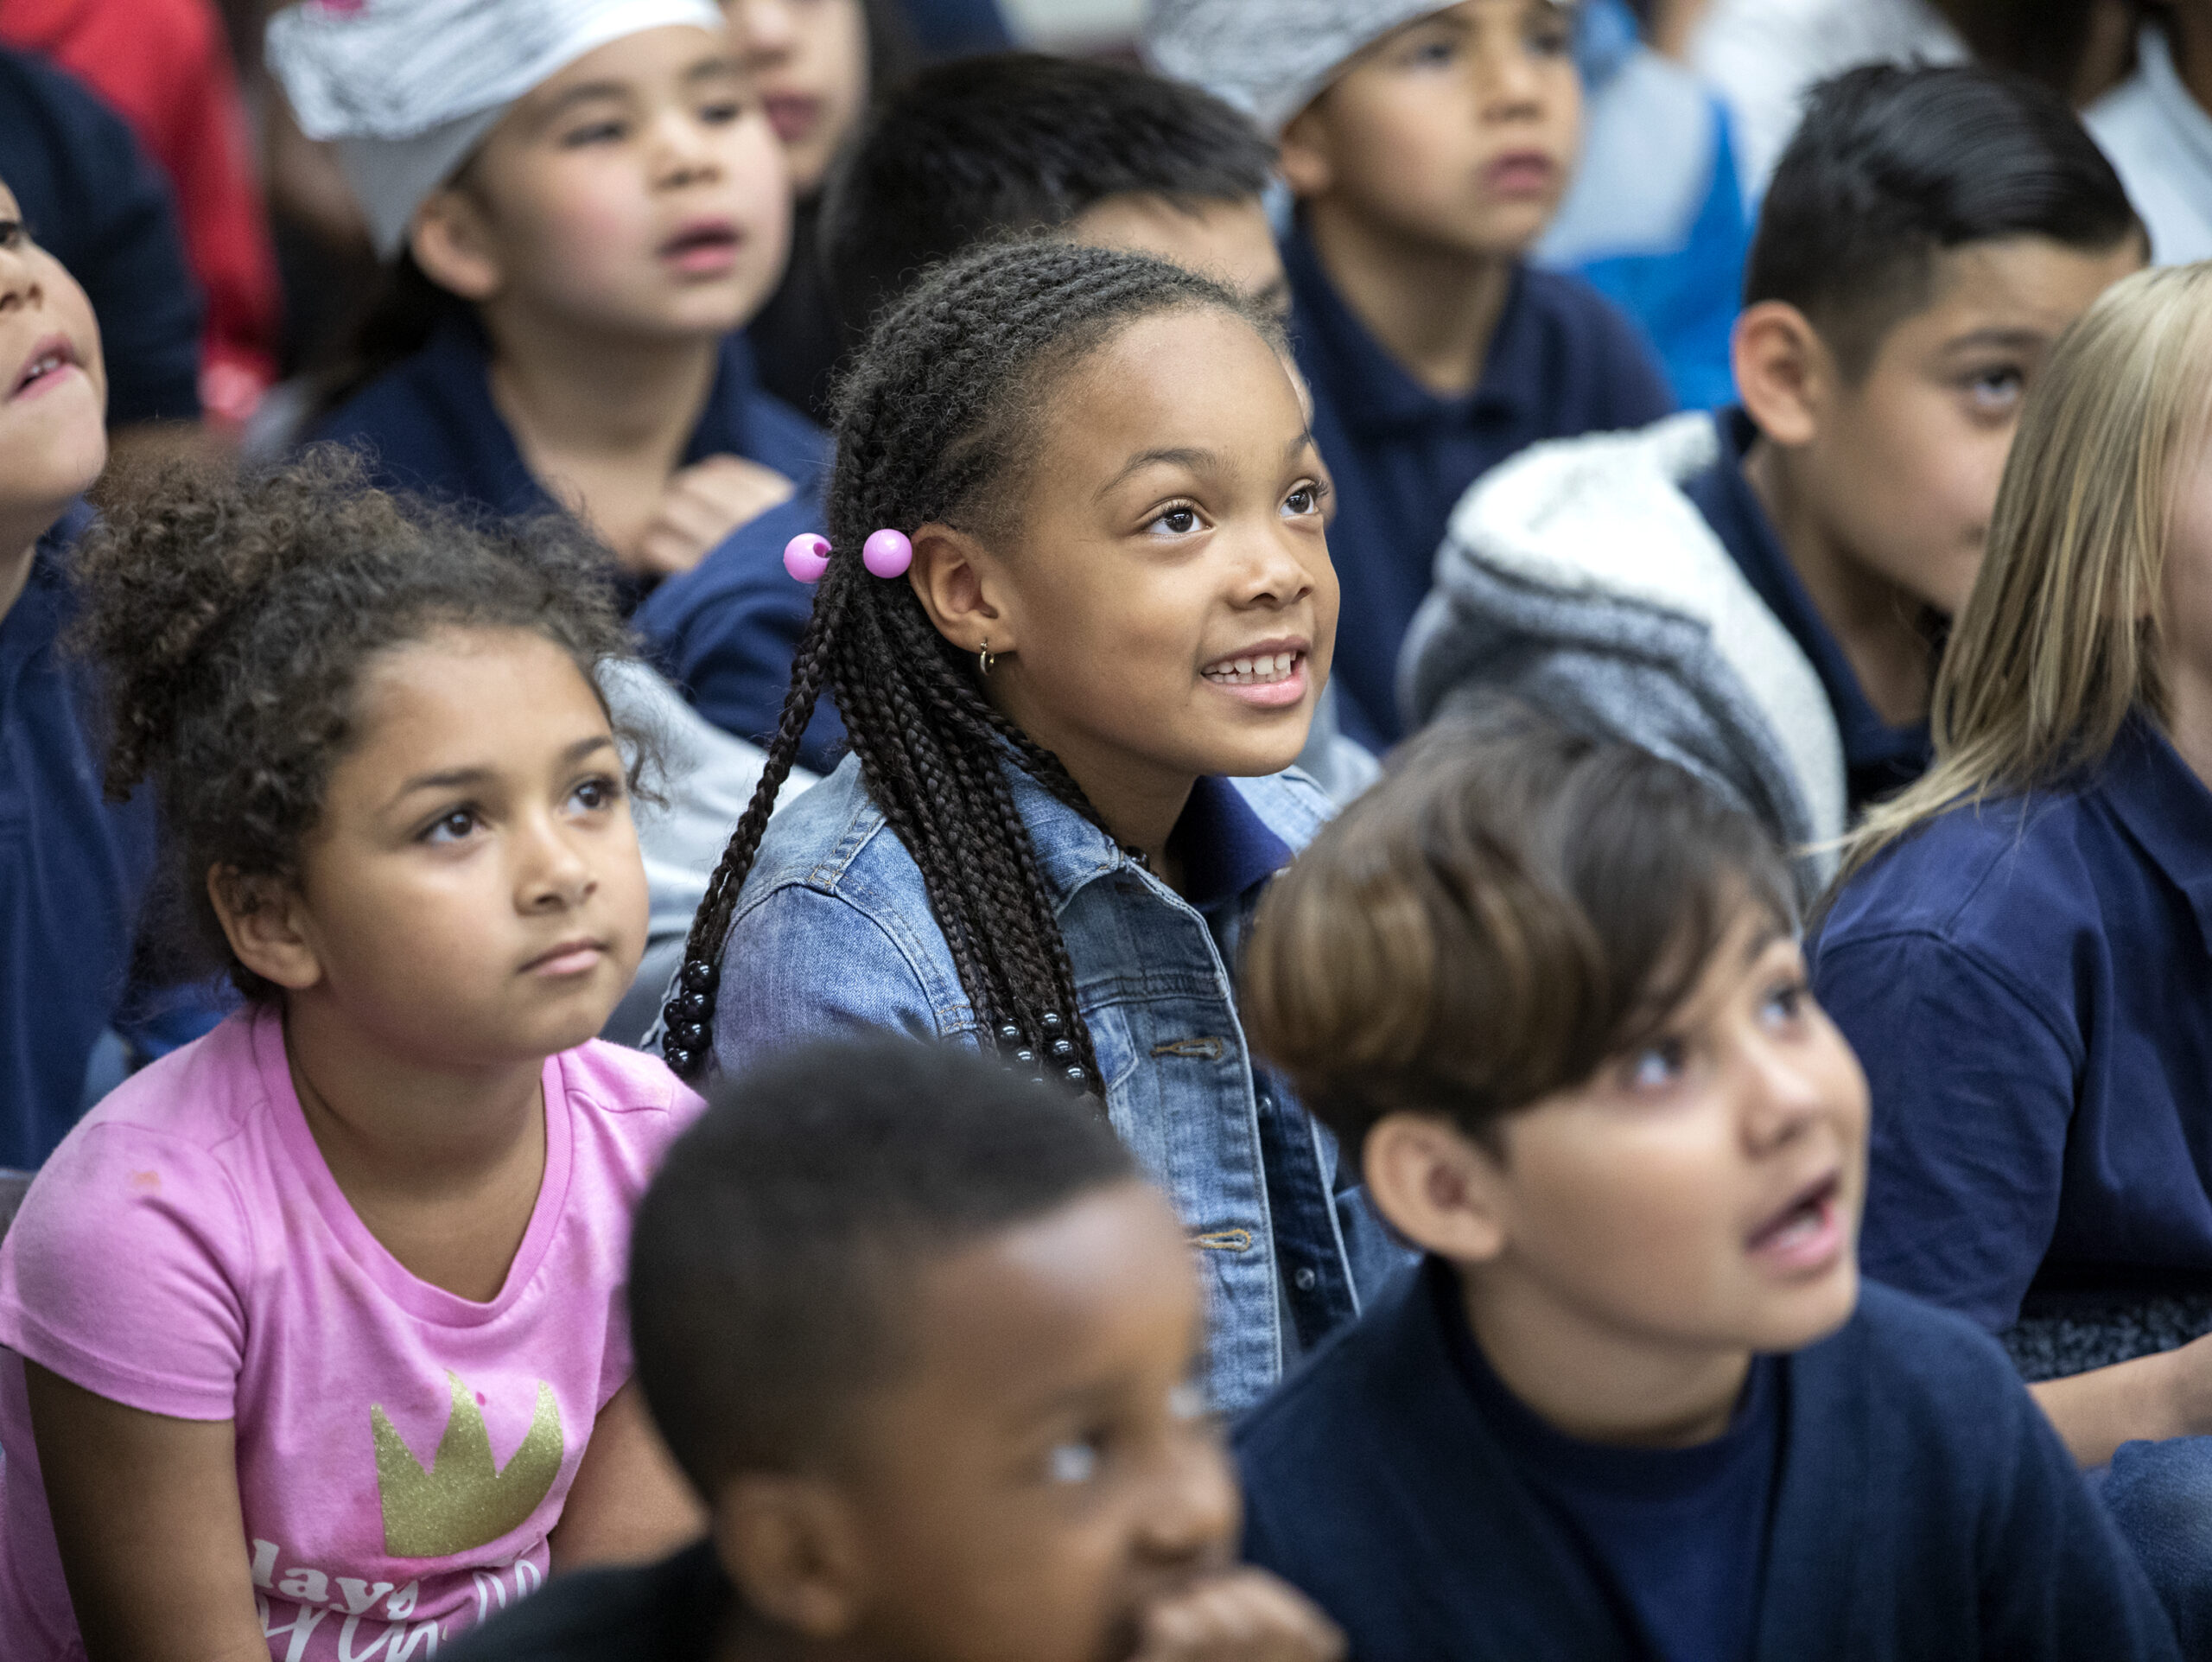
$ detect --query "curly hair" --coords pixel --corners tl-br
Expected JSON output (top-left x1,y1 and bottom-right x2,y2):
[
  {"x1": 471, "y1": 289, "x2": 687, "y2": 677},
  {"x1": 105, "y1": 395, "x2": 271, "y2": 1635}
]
[
  {"x1": 661, "y1": 237, "x2": 1284, "y2": 1086},
  {"x1": 72, "y1": 447, "x2": 643, "y2": 1002}
]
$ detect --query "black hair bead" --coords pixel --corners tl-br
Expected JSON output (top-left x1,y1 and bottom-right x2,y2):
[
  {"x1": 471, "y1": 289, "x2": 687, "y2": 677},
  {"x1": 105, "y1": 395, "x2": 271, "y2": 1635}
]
[
  {"x1": 1014, "y1": 1048, "x2": 1036, "y2": 1067},
  {"x1": 663, "y1": 1043, "x2": 697, "y2": 1077},
  {"x1": 680, "y1": 958, "x2": 720, "y2": 994},
  {"x1": 671, "y1": 1022, "x2": 709, "y2": 1050},
  {"x1": 997, "y1": 1022, "x2": 1024, "y2": 1048},
  {"x1": 671, "y1": 990, "x2": 710, "y2": 1022},
  {"x1": 1048, "y1": 1038, "x2": 1075, "y2": 1061},
  {"x1": 1039, "y1": 1011, "x2": 1065, "y2": 1036},
  {"x1": 1064, "y1": 1065, "x2": 1088, "y2": 1087}
]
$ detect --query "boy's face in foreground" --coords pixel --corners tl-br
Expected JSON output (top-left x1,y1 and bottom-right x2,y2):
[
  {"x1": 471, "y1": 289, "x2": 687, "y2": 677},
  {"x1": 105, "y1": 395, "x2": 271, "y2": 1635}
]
[
  {"x1": 1441, "y1": 911, "x2": 1870, "y2": 1368},
  {"x1": 1280, "y1": 0, "x2": 1579, "y2": 262},
  {"x1": 1775, "y1": 234, "x2": 2144, "y2": 619},
  {"x1": 0, "y1": 181, "x2": 106, "y2": 547},
  {"x1": 790, "y1": 1181, "x2": 1319, "y2": 1662}
]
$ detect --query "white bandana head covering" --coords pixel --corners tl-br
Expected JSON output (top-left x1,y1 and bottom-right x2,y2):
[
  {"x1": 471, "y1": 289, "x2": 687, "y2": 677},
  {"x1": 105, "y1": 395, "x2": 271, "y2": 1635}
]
[
  {"x1": 268, "y1": 0, "x2": 727, "y2": 258},
  {"x1": 1143, "y1": 0, "x2": 1458, "y2": 136}
]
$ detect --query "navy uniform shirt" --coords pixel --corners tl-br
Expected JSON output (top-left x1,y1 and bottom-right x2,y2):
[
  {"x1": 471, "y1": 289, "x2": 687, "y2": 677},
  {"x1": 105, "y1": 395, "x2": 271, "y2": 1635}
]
[
  {"x1": 0, "y1": 506, "x2": 156, "y2": 1167},
  {"x1": 1236, "y1": 1258, "x2": 2179, "y2": 1662},
  {"x1": 1683, "y1": 408, "x2": 1932, "y2": 812},
  {"x1": 1815, "y1": 716, "x2": 2212, "y2": 1331},
  {"x1": 1281, "y1": 224, "x2": 1672, "y2": 750},
  {"x1": 0, "y1": 48, "x2": 201, "y2": 427},
  {"x1": 310, "y1": 314, "x2": 829, "y2": 608},
  {"x1": 441, "y1": 1538, "x2": 728, "y2": 1661}
]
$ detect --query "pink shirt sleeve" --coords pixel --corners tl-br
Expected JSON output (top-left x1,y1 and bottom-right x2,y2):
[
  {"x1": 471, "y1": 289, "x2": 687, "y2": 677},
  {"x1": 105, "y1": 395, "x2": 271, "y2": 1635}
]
[{"x1": 0, "y1": 1122, "x2": 253, "y2": 1421}]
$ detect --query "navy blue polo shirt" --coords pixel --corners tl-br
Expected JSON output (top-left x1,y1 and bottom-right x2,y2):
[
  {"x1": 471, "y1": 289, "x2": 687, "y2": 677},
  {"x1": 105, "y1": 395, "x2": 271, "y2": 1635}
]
[
  {"x1": 1683, "y1": 409, "x2": 1931, "y2": 812},
  {"x1": 1, "y1": 506, "x2": 156, "y2": 1167},
  {"x1": 1282, "y1": 224, "x2": 1671, "y2": 749},
  {"x1": 310, "y1": 315, "x2": 829, "y2": 608},
  {"x1": 0, "y1": 48, "x2": 202, "y2": 427},
  {"x1": 1815, "y1": 716, "x2": 2212, "y2": 1330},
  {"x1": 1441, "y1": 1266, "x2": 1778, "y2": 1662}
]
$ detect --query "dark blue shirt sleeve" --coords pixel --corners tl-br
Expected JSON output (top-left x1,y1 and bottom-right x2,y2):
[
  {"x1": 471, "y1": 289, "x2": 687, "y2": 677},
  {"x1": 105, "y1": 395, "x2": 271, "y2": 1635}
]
[
  {"x1": 1589, "y1": 290, "x2": 1675, "y2": 429},
  {"x1": 1815, "y1": 930, "x2": 2076, "y2": 1330}
]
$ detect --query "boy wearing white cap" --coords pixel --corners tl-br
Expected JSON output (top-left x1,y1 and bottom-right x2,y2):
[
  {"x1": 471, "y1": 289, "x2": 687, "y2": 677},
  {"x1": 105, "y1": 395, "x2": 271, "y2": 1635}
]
[
  {"x1": 1146, "y1": 0, "x2": 1673, "y2": 755},
  {"x1": 272, "y1": 0, "x2": 823, "y2": 589}
]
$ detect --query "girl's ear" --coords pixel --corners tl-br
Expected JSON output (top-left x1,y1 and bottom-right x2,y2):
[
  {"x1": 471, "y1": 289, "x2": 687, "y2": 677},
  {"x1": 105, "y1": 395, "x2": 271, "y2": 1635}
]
[
  {"x1": 907, "y1": 523, "x2": 1017, "y2": 659},
  {"x1": 711, "y1": 1473, "x2": 871, "y2": 1640},
  {"x1": 207, "y1": 868, "x2": 324, "y2": 993},
  {"x1": 1362, "y1": 1111, "x2": 1511, "y2": 1264},
  {"x1": 1276, "y1": 99, "x2": 1337, "y2": 201},
  {"x1": 409, "y1": 188, "x2": 504, "y2": 303}
]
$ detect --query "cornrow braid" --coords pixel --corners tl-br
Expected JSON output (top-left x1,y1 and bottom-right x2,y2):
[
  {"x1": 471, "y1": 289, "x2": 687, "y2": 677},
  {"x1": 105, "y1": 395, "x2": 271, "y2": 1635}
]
[{"x1": 662, "y1": 236, "x2": 1283, "y2": 1087}]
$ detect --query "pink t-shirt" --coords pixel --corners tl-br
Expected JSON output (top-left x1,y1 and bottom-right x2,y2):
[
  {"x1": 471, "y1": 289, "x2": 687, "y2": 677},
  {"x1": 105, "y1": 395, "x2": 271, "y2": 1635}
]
[{"x1": 0, "y1": 1007, "x2": 703, "y2": 1660}]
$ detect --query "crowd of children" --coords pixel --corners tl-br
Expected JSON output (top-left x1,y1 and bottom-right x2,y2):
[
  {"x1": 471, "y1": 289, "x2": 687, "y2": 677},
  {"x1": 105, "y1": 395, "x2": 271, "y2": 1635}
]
[{"x1": 7, "y1": 0, "x2": 2212, "y2": 1657}]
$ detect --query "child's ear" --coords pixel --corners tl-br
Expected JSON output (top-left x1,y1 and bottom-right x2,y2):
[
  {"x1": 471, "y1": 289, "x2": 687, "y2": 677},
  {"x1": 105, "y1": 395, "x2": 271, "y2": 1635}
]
[
  {"x1": 1732, "y1": 300, "x2": 1833, "y2": 449},
  {"x1": 1362, "y1": 1111, "x2": 1511, "y2": 1263},
  {"x1": 907, "y1": 523, "x2": 1017, "y2": 660},
  {"x1": 711, "y1": 1474, "x2": 870, "y2": 1640},
  {"x1": 408, "y1": 188, "x2": 504, "y2": 303},
  {"x1": 207, "y1": 868, "x2": 323, "y2": 993},
  {"x1": 1275, "y1": 101, "x2": 1336, "y2": 201}
]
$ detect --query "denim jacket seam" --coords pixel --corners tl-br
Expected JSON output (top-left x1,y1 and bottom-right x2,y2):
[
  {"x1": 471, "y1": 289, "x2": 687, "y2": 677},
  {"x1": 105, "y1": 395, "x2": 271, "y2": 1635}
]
[{"x1": 731, "y1": 874, "x2": 975, "y2": 1036}]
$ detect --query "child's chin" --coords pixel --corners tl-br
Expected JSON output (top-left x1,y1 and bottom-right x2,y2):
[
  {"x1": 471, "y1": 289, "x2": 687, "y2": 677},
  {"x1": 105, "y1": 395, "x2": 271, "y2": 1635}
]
[{"x1": 1751, "y1": 1261, "x2": 1860, "y2": 1353}]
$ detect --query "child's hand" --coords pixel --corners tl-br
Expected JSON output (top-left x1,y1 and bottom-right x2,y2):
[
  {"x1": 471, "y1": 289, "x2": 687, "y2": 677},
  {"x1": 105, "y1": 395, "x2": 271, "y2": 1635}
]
[
  {"x1": 632, "y1": 455, "x2": 798, "y2": 578},
  {"x1": 1132, "y1": 1568, "x2": 1347, "y2": 1662}
]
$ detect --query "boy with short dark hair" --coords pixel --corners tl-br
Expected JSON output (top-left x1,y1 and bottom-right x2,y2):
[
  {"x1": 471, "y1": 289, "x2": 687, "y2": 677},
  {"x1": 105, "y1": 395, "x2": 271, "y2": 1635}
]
[
  {"x1": 1402, "y1": 63, "x2": 2142, "y2": 886},
  {"x1": 443, "y1": 1035, "x2": 1346, "y2": 1662},
  {"x1": 1231, "y1": 708, "x2": 2181, "y2": 1662},
  {"x1": 1147, "y1": 0, "x2": 1675, "y2": 750},
  {"x1": 637, "y1": 52, "x2": 1332, "y2": 783}
]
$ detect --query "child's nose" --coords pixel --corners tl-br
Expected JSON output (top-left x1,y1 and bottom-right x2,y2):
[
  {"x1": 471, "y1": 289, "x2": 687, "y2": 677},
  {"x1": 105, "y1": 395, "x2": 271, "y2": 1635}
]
[
  {"x1": 520, "y1": 825, "x2": 596, "y2": 910},
  {"x1": 1136, "y1": 1435, "x2": 1240, "y2": 1564},
  {"x1": 1739, "y1": 1035, "x2": 1829, "y2": 1152}
]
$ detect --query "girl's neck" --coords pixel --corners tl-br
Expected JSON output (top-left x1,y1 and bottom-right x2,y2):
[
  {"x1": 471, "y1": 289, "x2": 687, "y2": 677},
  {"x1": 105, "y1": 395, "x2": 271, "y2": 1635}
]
[
  {"x1": 282, "y1": 996, "x2": 549, "y2": 1301},
  {"x1": 1745, "y1": 436, "x2": 1936, "y2": 728},
  {"x1": 1302, "y1": 198, "x2": 1516, "y2": 398},
  {"x1": 480, "y1": 299, "x2": 721, "y2": 540},
  {"x1": 1459, "y1": 1260, "x2": 1753, "y2": 1449},
  {"x1": 0, "y1": 535, "x2": 37, "y2": 624}
]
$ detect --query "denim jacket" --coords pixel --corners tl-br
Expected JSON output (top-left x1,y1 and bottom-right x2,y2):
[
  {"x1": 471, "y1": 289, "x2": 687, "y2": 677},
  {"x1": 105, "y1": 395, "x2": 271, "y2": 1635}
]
[{"x1": 713, "y1": 754, "x2": 1408, "y2": 1409}]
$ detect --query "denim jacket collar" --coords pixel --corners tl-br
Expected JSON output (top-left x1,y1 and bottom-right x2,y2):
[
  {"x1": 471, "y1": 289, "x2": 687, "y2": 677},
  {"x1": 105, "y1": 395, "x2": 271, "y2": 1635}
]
[{"x1": 1007, "y1": 765, "x2": 1295, "y2": 918}]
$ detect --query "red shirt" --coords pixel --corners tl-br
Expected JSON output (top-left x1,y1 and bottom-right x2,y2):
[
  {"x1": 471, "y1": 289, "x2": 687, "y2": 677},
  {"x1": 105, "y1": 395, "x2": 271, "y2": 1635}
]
[{"x1": 0, "y1": 0, "x2": 278, "y2": 423}]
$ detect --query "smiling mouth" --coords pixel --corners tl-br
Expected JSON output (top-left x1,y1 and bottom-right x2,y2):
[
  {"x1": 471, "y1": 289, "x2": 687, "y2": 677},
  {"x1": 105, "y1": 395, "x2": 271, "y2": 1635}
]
[
  {"x1": 1202, "y1": 649, "x2": 1303, "y2": 687},
  {"x1": 10, "y1": 336, "x2": 77, "y2": 398}
]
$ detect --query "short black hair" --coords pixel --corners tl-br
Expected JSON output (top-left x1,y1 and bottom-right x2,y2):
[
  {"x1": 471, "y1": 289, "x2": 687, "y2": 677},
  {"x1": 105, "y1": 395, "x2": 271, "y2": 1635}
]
[
  {"x1": 1243, "y1": 704, "x2": 1797, "y2": 1158},
  {"x1": 629, "y1": 1035, "x2": 1138, "y2": 1493},
  {"x1": 821, "y1": 51, "x2": 1276, "y2": 335},
  {"x1": 1746, "y1": 62, "x2": 2139, "y2": 378}
]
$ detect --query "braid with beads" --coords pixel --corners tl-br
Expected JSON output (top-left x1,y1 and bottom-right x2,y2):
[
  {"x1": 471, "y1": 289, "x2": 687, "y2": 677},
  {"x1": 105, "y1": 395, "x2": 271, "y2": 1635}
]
[{"x1": 660, "y1": 238, "x2": 1283, "y2": 1087}]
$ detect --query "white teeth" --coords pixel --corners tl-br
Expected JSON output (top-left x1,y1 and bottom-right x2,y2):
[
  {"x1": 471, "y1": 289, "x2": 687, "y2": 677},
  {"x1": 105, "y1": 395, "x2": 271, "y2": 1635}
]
[{"x1": 1204, "y1": 650, "x2": 1300, "y2": 686}]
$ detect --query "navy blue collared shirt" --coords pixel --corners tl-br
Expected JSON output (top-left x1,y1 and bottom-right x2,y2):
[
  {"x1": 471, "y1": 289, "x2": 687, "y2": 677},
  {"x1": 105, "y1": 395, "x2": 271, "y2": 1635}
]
[
  {"x1": 1815, "y1": 717, "x2": 2212, "y2": 1331},
  {"x1": 309, "y1": 315, "x2": 828, "y2": 608},
  {"x1": 1282, "y1": 224, "x2": 1671, "y2": 749},
  {"x1": 2, "y1": 506, "x2": 156, "y2": 1166},
  {"x1": 1683, "y1": 409, "x2": 1931, "y2": 811}
]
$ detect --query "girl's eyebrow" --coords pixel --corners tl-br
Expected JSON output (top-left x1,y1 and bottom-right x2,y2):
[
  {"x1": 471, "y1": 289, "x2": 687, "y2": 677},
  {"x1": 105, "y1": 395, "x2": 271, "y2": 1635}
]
[
  {"x1": 1096, "y1": 431, "x2": 1319, "y2": 500},
  {"x1": 386, "y1": 735, "x2": 614, "y2": 806}
]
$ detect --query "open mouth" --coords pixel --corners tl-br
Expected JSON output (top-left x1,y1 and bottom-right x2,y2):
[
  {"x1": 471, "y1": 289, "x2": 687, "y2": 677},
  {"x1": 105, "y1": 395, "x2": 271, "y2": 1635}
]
[
  {"x1": 10, "y1": 334, "x2": 78, "y2": 398},
  {"x1": 1745, "y1": 1171, "x2": 1843, "y2": 1263},
  {"x1": 659, "y1": 221, "x2": 741, "y2": 271},
  {"x1": 1202, "y1": 648, "x2": 1304, "y2": 688}
]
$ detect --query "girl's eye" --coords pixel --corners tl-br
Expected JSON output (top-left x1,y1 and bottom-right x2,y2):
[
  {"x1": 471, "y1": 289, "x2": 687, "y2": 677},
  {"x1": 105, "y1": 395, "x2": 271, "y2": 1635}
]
[
  {"x1": 561, "y1": 120, "x2": 627, "y2": 148},
  {"x1": 1621, "y1": 1038, "x2": 1687, "y2": 1092},
  {"x1": 698, "y1": 99, "x2": 744, "y2": 125},
  {"x1": 422, "y1": 808, "x2": 480, "y2": 844},
  {"x1": 1046, "y1": 1437, "x2": 1104, "y2": 1486},
  {"x1": 1148, "y1": 505, "x2": 1202, "y2": 537},
  {"x1": 1283, "y1": 481, "x2": 1328, "y2": 519},
  {"x1": 1763, "y1": 980, "x2": 1809, "y2": 1027},
  {"x1": 570, "y1": 775, "x2": 621, "y2": 813},
  {"x1": 0, "y1": 219, "x2": 23, "y2": 249}
]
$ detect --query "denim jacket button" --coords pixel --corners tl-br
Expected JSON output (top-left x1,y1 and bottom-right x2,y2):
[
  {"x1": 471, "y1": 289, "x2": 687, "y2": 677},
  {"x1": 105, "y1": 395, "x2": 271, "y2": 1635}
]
[{"x1": 1294, "y1": 1267, "x2": 1319, "y2": 1292}]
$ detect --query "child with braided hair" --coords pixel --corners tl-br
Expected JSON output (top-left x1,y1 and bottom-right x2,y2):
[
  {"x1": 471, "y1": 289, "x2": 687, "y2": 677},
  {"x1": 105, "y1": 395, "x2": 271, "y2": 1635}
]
[{"x1": 660, "y1": 237, "x2": 1406, "y2": 1410}]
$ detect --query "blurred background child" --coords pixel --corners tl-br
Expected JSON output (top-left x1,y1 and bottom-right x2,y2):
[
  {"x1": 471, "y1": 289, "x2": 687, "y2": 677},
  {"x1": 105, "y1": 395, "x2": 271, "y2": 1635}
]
[
  {"x1": 0, "y1": 458, "x2": 702, "y2": 1659},
  {"x1": 1402, "y1": 65, "x2": 2140, "y2": 890},
  {"x1": 1815, "y1": 262, "x2": 2212, "y2": 1642},
  {"x1": 449, "y1": 1035, "x2": 1346, "y2": 1662},
  {"x1": 1234, "y1": 708, "x2": 2181, "y2": 1661},
  {"x1": 660, "y1": 239, "x2": 1404, "y2": 1410}
]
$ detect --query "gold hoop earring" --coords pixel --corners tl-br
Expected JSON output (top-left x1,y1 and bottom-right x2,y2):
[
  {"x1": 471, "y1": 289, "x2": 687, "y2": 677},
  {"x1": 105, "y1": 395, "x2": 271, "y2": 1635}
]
[{"x1": 978, "y1": 639, "x2": 996, "y2": 677}]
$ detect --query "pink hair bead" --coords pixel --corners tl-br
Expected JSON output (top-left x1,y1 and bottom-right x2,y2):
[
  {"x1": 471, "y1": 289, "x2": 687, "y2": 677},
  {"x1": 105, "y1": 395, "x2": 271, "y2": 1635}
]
[
  {"x1": 782, "y1": 533, "x2": 831, "y2": 584},
  {"x1": 862, "y1": 527, "x2": 913, "y2": 579}
]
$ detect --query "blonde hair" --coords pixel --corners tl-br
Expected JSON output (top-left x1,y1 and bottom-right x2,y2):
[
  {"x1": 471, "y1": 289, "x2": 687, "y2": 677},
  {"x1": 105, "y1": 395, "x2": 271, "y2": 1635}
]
[{"x1": 1838, "y1": 263, "x2": 2212, "y2": 884}]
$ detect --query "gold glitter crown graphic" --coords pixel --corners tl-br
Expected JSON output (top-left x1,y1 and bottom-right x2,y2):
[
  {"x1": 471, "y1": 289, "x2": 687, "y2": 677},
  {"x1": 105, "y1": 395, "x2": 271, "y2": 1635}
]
[{"x1": 371, "y1": 1372, "x2": 564, "y2": 1558}]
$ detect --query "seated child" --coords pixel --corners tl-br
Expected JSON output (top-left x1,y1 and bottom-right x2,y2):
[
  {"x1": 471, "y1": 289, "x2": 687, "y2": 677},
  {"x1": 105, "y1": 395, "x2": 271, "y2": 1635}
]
[
  {"x1": 0, "y1": 172, "x2": 165, "y2": 1163},
  {"x1": 1147, "y1": 0, "x2": 1676, "y2": 750},
  {"x1": 639, "y1": 49, "x2": 1291, "y2": 776},
  {"x1": 1815, "y1": 265, "x2": 2212, "y2": 1631},
  {"x1": 444, "y1": 1034, "x2": 1346, "y2": 1662},
  {"x1": 1402, "y1": 64, "x2": 2141, "y2": 888},
  {"x1": 1230, "y1": 705, "x2": 2181, "y2": 1662},
  {"x1": 0, "y1": 455, "x2": 705, "y2": 1659},
  {"x1": 272, "y1": 0, "x2": 826, "y2": 588},
  {"x1": 657, "y1": 239, "x2": 1407, "y2": 1410},
  {"x1": 731, "y1": 0, "x2": 912, "y2": 421}
]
